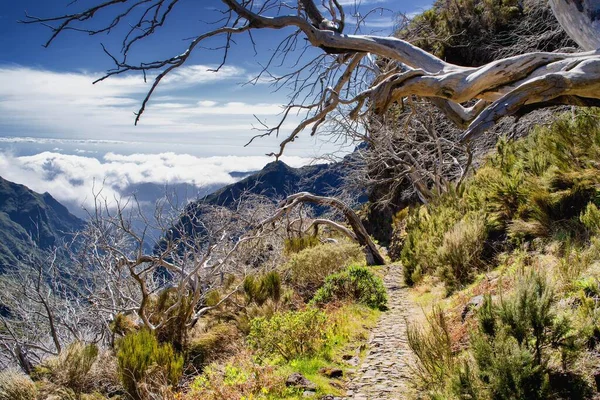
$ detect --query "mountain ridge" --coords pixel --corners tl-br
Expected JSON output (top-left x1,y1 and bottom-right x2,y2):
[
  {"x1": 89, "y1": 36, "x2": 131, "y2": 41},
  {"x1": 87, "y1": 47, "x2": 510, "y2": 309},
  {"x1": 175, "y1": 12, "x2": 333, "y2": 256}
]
[{"x1": 0, "y1": 176, "x2": 85, "y2": 269}]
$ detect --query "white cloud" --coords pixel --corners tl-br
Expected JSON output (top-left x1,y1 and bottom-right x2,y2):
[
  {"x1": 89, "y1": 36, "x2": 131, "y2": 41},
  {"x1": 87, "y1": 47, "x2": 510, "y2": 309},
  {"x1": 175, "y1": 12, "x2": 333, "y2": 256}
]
[
  {"x1": 0, "y1": 65, "x2": 302, "y2": 151},
  {"x1": 198, "y1": 100, "x2": 219, "y2": 107},
  {"x1": 353, "y1": 16, "x2": 397, "y2": 29},
  {"x1": 0, "y1": 151, "x2": 313, "y2": 212}
]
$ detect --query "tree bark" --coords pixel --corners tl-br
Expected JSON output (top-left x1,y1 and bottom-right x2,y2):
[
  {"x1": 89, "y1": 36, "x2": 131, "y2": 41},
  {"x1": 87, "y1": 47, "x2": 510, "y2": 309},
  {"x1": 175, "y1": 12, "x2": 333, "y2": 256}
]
[{"x1": 261, "y1": 192, "x2": 386, "y2": 266}]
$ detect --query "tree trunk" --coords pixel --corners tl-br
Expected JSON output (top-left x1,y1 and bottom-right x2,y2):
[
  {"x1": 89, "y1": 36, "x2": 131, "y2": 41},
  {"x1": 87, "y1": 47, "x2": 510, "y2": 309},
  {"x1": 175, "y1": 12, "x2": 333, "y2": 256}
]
[
  {"x1": 549, "y1": 0, "x2": 600, "y2": 51},
  {"x1": 262, "y1": 192, "x2": 386, "y2": 266}
]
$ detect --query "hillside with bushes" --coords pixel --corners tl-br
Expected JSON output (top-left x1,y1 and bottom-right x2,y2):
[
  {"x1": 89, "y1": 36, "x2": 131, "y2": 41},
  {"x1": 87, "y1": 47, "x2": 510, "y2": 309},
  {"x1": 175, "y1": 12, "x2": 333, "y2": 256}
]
[
  {"x1": 0, "y1": 236, "x2": 388, "y2": 399},
  {"x1": 402, "y1": 110, "x2": 600, "y2": 399}
]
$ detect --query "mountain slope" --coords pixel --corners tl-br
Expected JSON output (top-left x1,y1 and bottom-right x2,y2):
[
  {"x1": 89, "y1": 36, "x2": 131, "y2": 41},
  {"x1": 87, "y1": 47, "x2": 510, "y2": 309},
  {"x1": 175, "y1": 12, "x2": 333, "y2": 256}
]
[
  {"x1": 202, "y1": 160, "x2": 353, "y2": 208},
  {"x1": 158, "y1": 158, "x2": 361, "y2": 247},
  {"x1": 0, "y1": 176, "x2": 85, "y2": 269}
]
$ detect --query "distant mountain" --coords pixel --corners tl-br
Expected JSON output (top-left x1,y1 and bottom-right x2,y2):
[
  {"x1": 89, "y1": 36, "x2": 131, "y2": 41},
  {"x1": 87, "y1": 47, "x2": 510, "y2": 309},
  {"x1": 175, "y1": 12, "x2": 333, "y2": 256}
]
[
  {"x1": 0, "y1": 176, "x2": 85, "y2": 270},
  {"x1": 228, "y1": 170, "x2": 258, "y2": 179},
  {"x1": 202, "y1": 160, "x2": 354, "y2": 208},
  {"x1": 158, "y1": 158, "x2": 362, "y2": 247}
]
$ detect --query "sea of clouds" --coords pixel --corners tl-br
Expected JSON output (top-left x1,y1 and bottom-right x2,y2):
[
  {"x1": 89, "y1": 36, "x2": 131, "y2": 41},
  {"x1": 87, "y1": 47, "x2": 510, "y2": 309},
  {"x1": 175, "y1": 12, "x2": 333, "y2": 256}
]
[{"x1": 0, "y1": 150, "x2": 313, "y2": 215}]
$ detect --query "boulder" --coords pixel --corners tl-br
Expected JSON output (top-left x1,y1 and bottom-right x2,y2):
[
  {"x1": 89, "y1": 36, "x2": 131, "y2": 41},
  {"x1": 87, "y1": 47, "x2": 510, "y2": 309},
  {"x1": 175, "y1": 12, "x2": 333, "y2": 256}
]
[
  {"x1": 461, "y1": 295, "x2": 485, "y2": 322},
  {"x1": 286, "y1": 372, "x2": 317, "y2": 391},
  {"x1": 319, "y1": 367, "x2": 344, "y2": 379}
]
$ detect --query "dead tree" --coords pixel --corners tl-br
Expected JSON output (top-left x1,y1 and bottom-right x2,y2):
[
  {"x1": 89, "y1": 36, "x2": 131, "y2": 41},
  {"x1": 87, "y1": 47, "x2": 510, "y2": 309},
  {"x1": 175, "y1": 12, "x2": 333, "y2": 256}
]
[
  {"x1": 22, "y1": 0, "x2": 600, "y2": 154},
  {"x1": 0, "y1": 191, "x2": 282, "y2": 369},
  {"x1": 259, "y1": 192, "x2": 385, "y2": 265}
]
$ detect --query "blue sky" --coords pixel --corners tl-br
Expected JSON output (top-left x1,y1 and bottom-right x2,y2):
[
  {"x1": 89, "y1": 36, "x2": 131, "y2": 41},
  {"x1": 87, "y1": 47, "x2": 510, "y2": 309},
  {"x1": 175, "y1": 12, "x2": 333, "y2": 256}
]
[{"x1": 0, "y1": 0, "x2": 431, "y2": 211}]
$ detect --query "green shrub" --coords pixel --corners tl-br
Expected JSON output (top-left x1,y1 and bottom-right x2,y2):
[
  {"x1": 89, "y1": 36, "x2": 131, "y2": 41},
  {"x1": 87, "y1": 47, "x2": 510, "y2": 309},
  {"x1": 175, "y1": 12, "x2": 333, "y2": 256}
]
[
  {"x1": 410, "y1": 270, "x2": 588, "y2": 399},
  {"x1": 471, "y1": 331, "x2": 549, "y2": 400},
  {"x1": 400, "y1": 111, "x2": 600, "y2": 289},
  {"x1": 581, "y1": 202, "x2": 600, "y2": 235},
  {"x1": 311, "y1": 265, "x2": 387, "y2": 310},
  {"x1": 437, "y1": 213, "x2": 487, "y2": 293},
  {"x1": 470, "y1": 271, "x2": 580, "y2": 400},
  {"x1": 247, "y1": 308, "x2": 327, "y2": 361},
  {"x1": 188, "y1": 323, "x2": 240, "y2": 369},
  {"x1": 284, "y1": 242, "x2": 364, "y2": 299},
  {"x1": 152, "y1": 289, "x2": 195, "y2": 351},
  {"x1": 0, "y1": 369, "x2": 38, "y2": 400},
  {"x1": 117, "y1": 329, "x2": 183, "y2": 400},
  {"x1": 33, "y1": 342, "x2": 99, "y2": 394},
  {"x1": 401, "y1": 198, "x2": 463, "y2": 286},
  {"x1": 284, "y1": 235, "x2": 320, "y2": 254},
  {"x1": 243, "y1": 271, "x2": 281, "y2": 306}
]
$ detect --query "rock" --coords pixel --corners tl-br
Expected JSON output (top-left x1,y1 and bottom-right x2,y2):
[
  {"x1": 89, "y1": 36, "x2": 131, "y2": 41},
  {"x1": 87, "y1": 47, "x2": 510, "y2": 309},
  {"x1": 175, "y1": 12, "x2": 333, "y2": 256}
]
[
  {"x1": 303, "y1": 390, "x2": 316, "y2": 397},
  {"x1": 594, "y1": 370, "x2": 600, "y2": 392},
  {"x1": 330, "y1": 381, "x2": 344, "y2": 389},
  {"x1": 319, "y1": 367, "x2": 343, "y2": 378},
  {"x1": 346, "y1": 356, "x2": 360, "y2": 366},
  {"x1": 461, "y1": 295, "x2": 485, "y2": 322},
  {"x1": 286, "y1": 372, "x2": 317, "y2": 391},
  {"x1": 320, "y1": 396, "x2": 343, "y2": 400}
]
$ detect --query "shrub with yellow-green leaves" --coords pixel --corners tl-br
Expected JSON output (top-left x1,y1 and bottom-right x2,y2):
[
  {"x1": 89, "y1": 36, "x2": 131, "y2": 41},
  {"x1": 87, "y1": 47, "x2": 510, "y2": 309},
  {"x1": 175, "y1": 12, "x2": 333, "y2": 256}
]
[
  {"x1": 117, "y1": 329, "x2": 183, "y2": 400},
  {"x1": 400, "y1": 196, "x2": 465, "y2": 286},
  {"x1": 311, "y1": 265, "x2": 387, "y2": 310},
  {"x1": 0, "y1": 369, "x2": 38, "y2": 400},
  {"x1": 401, "y1": 111, "x2": 600, "y2": 291},
  {"x1": 247, "y1": 308, "x2": 328, "y2": 361},
  {"x1": 183, "y1": 350, "x2": 286, "y2": 400},
  {"x1": 284, "y1": 242, "x2": 364, "y2": 299}
]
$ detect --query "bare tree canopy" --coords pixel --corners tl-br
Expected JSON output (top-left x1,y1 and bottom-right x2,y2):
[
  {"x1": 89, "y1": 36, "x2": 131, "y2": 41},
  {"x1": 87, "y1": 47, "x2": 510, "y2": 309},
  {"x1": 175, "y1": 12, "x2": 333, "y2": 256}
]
[
  {"x1": 258, "y1": 191, "x2": 385, "y2": 265},
  {"x1": 22, "y1": 0, "x2": 600, "y2": 156}
]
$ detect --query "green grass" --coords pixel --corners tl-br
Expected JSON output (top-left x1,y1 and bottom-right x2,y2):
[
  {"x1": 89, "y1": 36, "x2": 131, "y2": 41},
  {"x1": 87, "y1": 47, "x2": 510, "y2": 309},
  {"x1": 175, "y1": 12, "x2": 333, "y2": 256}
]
[{"x1": 266, "y1": 304, "x2": 380, "y2": 399}]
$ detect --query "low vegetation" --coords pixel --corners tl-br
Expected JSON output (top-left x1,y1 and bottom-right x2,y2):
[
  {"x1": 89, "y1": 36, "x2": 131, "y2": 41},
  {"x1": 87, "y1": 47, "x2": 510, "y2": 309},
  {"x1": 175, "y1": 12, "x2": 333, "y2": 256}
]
[
  {"x1": 283, "y1": 241, "x2": 365, "y2": 299},
  {"x1": 116, "y1": 329, "x2": 183, "y2": 399},
  {"x1": 405, "y1": 110, "x2": 600, "y2": 399},
  {"x1": 248, "y1": 308, "x2": 328, "y2": 362},
  {"x1": 0, "y1": 235, "x2": 381, "y2": 399},
  {"x1": 401, "y1": 110, "x2": 600, "y2": 291},
  {"x1": 311, "y1": 265, "x2": 387, "y2": 310}
]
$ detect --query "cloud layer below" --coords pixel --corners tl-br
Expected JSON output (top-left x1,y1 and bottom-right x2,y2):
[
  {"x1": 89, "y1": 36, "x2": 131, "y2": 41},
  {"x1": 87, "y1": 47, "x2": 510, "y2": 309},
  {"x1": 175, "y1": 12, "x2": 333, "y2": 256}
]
[{"x1": 0, "y1": 151, "x2": 312, "y2": 213}]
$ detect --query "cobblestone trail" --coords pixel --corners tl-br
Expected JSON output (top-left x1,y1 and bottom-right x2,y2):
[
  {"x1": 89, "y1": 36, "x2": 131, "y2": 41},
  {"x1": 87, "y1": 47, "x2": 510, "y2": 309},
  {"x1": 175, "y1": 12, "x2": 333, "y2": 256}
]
[{"x1": 345, "y1": 265, "x2": 418, "y2": 400}]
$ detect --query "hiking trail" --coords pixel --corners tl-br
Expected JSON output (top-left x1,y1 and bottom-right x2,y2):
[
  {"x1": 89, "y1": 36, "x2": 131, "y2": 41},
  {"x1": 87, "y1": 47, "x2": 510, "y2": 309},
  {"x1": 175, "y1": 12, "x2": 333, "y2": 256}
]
[{"x1": 345, "y1": 264, "x2": 420, "y2": 400}]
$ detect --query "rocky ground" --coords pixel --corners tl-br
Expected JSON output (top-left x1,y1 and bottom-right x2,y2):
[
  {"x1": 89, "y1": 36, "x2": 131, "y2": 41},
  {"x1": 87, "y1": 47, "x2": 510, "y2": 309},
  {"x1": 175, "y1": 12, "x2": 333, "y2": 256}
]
[{"x1": 344, "y1": 264, "x2": 420, "y2": 400}]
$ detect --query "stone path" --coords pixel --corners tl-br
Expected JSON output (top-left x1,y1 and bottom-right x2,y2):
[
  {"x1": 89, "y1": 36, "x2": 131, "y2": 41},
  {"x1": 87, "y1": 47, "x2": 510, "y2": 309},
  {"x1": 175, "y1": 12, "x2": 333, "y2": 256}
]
[{"x1": 345, "y1": 264, "x2": 419, "y2": 400}]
